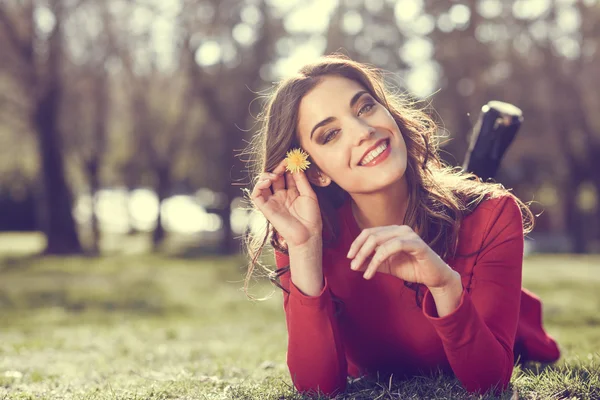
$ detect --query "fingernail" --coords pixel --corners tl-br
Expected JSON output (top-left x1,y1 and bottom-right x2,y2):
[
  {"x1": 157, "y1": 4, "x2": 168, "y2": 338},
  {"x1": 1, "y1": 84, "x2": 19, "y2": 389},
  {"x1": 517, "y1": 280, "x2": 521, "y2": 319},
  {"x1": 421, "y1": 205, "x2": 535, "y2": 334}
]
[{"x1": 350, "y1": 260, "x2": 356, "y2": 269}]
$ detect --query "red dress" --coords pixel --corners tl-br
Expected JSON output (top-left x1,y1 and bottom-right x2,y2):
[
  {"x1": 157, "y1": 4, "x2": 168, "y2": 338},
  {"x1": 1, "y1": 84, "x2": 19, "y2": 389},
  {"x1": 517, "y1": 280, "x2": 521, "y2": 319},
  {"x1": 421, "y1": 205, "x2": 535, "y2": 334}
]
[{"x1": 274, "y1": 195, "x2": 560, "y2": 397}]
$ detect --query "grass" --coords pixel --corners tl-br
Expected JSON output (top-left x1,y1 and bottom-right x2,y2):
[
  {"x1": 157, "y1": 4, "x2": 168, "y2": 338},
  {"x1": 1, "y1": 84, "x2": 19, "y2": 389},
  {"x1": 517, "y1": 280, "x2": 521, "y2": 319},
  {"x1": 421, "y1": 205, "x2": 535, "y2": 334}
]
[{"x1": 0, "y1": 235, "x2": 599, "y2": 399}]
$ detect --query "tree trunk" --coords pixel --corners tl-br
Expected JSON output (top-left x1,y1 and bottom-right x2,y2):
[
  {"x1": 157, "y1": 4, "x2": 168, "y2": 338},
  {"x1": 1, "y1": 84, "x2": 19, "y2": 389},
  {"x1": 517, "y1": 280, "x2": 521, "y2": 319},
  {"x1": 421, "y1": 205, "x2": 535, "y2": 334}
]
[
  {"x1": 25, "y1": 4, "x2": 82, "y2": 255},
  {"x1": 122, "y1": 165, "x2": 140, "y2": 236},
  {"x1": 87, "y1": 67, "x2": 109, "y2": 255},
  {"x1": 215, "y1": 109, "x2": 247, "y2": 255},
  {"x1": 152, "y1": 167, "x2": 170, "y2": 251},
  {"x1": 88, "y1": 162, "x2": 101, "y2": 255},
  {"x1": 216, "y1": 170, "x2": 238, "y2": 255},
  {"x1": 564, "y1": 179, "x2": 587, "y2": 253},
  {"x1": 35, "y1": 84, "x2": 82, "y2": 254},
  {"x1": 591, "y1": 174, "x2": 600, "y2": 246}
]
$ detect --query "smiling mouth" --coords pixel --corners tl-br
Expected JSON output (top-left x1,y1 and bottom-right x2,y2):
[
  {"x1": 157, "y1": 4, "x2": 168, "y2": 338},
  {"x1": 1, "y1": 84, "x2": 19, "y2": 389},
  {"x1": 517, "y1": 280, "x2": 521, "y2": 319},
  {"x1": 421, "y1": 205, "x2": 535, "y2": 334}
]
[{"x1": 358, "y1": 139, "x2": 390, "y2": 166}]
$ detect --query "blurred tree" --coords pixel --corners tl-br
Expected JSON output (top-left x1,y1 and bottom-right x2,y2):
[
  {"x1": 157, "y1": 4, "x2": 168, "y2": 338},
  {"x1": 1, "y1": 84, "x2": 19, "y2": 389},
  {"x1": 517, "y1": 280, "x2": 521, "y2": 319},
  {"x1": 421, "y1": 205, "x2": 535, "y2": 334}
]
[
  {"x1": 100, "y1": 0, "x2": 206, "y2": 250},
  {"x1": 321, "y1": 0, "x2": 600, "y2": 251},
  {"x1": 0, "y1": 0, "x2": 598, "y2": 255},
  {"x1": 0, "y1": 0, "x2": 82, "y2": 254},
  {"x1": 543, "y1": 0, "x2": 600, "y2": 252},
  {"x1": 424, "y1": 0, "x2": 493, "y2": 164},
  {"x1": 122, "y1": 42, "x2": 198, "y2": 249},
  {"x1": 184, "y1": 0, "x2": 283, "y2": 254},
  {"x1": 60, "y1": 0, "x2": 116, "y2": 254},
  {"x1": 0, "y1": 49, "x2": 37, "y2": 231},
  {"x1": 324, "y1": 1, "x2": 409, "y2": 76}
]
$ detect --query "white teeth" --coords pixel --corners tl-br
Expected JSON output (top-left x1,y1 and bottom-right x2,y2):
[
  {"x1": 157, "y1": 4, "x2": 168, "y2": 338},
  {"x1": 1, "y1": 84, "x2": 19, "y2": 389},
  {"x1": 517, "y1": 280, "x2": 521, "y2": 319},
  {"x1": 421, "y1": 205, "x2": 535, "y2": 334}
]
[{"x1": 360, "y1": 141, "x2": 388, "y2": 165}]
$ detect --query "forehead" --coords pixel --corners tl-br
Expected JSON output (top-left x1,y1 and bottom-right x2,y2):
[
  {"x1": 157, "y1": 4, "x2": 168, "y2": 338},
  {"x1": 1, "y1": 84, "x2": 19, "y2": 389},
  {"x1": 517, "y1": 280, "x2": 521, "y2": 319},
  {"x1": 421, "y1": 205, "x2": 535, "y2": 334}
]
[{"x1": 297, "y1": 76, "x2": 367, "y2": 143}]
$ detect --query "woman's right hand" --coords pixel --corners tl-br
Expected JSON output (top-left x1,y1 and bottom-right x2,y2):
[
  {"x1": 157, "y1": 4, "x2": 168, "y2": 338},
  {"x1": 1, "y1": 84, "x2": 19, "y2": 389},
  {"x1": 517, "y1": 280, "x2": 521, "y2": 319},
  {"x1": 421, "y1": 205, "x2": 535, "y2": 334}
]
[{"x1": 251, "y1": 158, "x2": 323, "y2": 249}]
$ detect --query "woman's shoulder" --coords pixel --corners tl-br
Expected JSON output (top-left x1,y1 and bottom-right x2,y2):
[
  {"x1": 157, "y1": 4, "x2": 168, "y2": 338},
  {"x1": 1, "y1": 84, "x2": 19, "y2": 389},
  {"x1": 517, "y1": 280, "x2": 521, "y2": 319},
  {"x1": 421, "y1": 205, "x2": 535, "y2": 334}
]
[
  {"x1": 462, "y1": 194, "x2": 523, "y2": 232},
  {"x1": 455, "y1": 194, "x2": 525, "y2": 259}
]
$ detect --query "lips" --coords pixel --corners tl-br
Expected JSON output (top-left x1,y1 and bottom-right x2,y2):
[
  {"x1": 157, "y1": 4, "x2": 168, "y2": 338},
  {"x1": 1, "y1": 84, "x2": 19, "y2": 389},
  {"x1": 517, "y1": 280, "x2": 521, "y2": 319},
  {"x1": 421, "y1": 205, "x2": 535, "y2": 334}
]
[{"x1": 358, "y1": 138, "x2": 389, "y2": 165}]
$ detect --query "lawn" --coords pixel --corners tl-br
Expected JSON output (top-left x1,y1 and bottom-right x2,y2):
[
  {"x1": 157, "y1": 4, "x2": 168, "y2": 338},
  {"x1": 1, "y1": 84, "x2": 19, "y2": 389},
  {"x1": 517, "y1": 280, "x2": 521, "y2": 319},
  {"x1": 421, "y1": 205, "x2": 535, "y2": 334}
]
[{"x1": 0, "y1": 234, "x2": 599, "y2": 399}]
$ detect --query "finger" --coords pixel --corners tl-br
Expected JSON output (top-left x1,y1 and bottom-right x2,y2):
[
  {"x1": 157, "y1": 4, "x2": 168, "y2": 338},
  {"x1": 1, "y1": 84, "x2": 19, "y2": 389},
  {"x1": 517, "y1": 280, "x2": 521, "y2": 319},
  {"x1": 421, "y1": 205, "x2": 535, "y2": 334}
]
[
  {"x1": 364, "y1": 237, "x2": 425, "y2": 280},
  {"x1": 350, "y1": 235, "x2": 379, "y2": 272},
  {"x1": 378, "y1": 234, "x2": 425, "y2": 256},
  {"x1": 251, "y1": 178, "x2": 273, "y2": 207},
  {"x1": 272, "y1": 172, "x2": 286, "y2": 193},
  {"x1": 363, "y1": 238, "x2": 401, "y2": 280},
  {"x1": 352, "y1": 255, "x2": 371, "y2": 273},
  {"x1": 347, "y1": 225, "x2": 398, "y2": 259},
  {"x1": 285, "y1": 171, "x2": 297, "y2": 192},
  {"x1": 362, "y1": 256, "x2": 382, "y2": 280},
  {"x1": 256, "y1": 171, "x2": 278, "y2": 183},
  {"x1": 251, "y1": 178, "x2": 272, "y2": 200},
  {"x1": 292, "y1": 169, "x2": 314, "y2": 196},
  {"x1": 270, "y1": 158, "x2": 288, "y2": 175},
  {"x1": 265, "y1": 159, "x2": 287, "y2": 192}
]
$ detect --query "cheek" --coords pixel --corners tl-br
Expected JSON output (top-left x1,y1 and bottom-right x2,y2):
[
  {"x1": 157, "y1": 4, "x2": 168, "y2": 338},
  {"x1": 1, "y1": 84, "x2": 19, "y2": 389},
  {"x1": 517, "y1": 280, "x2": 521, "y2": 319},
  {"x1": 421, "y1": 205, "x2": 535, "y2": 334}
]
[
  {"x1": 329, "y1": 152, "x2": 351, "y2": 172},
  {"x1": 372, "y1": 107, "x2": 396, "y2": 128},
  {"x1": 378, "y1": 112, "x2": 404, "y2": 145},
  {"x1": 311, "y1": 151, "x2": 350, "y2": 177}
]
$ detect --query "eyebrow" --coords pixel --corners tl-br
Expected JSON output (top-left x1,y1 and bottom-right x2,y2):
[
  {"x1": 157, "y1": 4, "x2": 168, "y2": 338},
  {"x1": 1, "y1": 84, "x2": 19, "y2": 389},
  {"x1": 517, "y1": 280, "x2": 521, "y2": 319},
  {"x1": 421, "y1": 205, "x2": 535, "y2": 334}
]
[{"x1": 310, "y1": 90, "x2": 369, "y2": 141}]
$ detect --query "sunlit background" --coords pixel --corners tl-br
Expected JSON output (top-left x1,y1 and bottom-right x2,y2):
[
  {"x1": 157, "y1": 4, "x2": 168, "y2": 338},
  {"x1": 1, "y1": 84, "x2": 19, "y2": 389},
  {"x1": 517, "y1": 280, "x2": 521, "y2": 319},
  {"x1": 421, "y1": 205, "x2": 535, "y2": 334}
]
[{"x1": 1, "y1": 0, "x2": 599, "y2": 255}]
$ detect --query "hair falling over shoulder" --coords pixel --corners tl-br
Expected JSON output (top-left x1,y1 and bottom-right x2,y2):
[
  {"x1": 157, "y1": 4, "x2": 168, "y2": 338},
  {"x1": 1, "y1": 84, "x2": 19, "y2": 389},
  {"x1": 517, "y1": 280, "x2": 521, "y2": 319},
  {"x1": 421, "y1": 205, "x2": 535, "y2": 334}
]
[{"x1": 239, "y1": 54, "x2": 534, "y2": 303}]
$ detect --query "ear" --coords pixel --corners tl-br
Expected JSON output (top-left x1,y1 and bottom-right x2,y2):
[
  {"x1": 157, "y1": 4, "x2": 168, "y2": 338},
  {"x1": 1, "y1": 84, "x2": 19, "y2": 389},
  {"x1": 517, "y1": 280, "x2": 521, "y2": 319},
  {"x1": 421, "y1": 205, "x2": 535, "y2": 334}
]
[{"x1": 306, "y1": 167, "x2": 331, "y2": 187}]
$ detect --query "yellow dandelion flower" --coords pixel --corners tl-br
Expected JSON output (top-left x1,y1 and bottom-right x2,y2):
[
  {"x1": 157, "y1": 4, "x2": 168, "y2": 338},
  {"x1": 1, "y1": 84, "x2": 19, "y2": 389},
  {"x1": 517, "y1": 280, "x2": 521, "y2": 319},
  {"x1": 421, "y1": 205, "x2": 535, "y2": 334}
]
[{"x1": 285, "y1": 148, "x2": 311, "y2": 174}]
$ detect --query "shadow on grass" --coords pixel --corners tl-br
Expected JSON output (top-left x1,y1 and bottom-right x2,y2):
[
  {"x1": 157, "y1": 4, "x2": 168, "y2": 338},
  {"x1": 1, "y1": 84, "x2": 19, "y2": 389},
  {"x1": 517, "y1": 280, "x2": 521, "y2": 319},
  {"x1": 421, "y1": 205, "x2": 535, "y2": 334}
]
[
  {"x1": 0, "y1": 278, "x2": 184, "y2": 315},
  {"x1": 168, "y1": 245, "x2": 234, "y2": 259},
  {"x1": 0, "y1": 254, "x2": 46, "y2": 272},
  {"x1": 0, "y1": 252, "x2": 113, "y2": 273},
  {"x1": 0, "y1": 251, "x2": 256, "y2": 320},
  {"x1": 0, "y1": 257, "x2": 188, "y2": 316}
]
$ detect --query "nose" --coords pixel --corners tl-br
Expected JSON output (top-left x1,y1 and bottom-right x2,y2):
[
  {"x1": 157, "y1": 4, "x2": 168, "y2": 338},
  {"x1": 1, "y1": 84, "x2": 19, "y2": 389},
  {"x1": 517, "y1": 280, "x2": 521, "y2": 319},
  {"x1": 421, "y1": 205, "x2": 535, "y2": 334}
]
[{"x1": 354, "y1": 121, "x2": 376, "y2": 146}]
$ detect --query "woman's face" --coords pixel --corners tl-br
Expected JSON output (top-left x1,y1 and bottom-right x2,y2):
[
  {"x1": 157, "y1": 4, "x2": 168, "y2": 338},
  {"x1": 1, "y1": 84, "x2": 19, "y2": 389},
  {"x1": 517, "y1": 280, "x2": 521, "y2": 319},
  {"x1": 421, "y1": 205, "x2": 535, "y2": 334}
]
[{"x1": 296, "y1": 75, "x2": 408, "y2": 193}]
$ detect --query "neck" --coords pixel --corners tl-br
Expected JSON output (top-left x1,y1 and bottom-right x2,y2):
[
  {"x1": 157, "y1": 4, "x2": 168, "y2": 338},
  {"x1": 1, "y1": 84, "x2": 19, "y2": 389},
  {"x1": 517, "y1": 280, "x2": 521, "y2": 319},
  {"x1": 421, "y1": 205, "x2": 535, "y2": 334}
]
[{"x1": 350, "y1": 175, "x2": 410, "y2": 230}]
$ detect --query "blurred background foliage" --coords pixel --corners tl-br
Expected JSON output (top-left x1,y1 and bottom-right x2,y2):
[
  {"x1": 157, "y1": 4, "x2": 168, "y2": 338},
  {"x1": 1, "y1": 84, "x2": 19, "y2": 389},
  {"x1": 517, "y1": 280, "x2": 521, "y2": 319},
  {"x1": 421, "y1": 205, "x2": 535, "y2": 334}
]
[{"x1": 0, "y1": 0, "x2": 599, "y2": 257}]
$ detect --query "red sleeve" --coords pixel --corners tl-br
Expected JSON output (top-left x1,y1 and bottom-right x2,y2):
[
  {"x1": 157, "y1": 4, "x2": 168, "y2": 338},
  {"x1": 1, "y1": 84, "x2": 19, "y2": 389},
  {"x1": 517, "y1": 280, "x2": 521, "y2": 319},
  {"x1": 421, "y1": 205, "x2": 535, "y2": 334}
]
[
  {"x1": 421, "y1": 196, "x2": 523, "y2": 394},
  {"x1": 274, "y1": 250, "x2": 348, "y2": 397}
]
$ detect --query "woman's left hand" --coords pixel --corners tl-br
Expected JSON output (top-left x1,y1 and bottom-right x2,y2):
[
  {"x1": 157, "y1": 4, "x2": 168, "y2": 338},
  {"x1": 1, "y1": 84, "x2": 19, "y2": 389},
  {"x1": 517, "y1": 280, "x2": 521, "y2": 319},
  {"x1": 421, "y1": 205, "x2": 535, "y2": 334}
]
[{"x1": 347, "y1": 225, "x2": 459, "y2": 290}]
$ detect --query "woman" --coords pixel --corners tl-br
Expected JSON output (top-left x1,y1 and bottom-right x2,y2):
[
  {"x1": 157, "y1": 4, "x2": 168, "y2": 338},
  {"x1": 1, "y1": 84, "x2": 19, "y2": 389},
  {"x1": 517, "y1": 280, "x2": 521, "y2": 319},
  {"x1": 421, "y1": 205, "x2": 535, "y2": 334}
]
[{"x1": 244, "y1": 54, "x2": 560, "y2": 397}]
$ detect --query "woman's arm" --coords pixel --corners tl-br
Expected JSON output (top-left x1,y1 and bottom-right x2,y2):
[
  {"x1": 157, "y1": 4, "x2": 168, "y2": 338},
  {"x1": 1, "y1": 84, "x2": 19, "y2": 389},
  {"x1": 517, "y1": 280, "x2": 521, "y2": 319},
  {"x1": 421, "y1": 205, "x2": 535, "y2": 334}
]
[
  {"x1": 427, "y1": 270, "x2": 463, "y2": 317},
  {"x1": 288, "y1": 239, "x2": 326, "y2": 296},
  {"x1": 275, "y1": 244, "x2": 348, "y2": 397},
  {"x1": 421, "y1": 196, "x2": 524, "y2": 395}
]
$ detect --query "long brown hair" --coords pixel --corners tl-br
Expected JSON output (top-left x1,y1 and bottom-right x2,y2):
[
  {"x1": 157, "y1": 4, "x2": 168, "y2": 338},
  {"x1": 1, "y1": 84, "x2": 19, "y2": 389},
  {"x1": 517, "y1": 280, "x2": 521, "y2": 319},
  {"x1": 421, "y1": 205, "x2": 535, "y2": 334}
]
[{"x1": 241, "y1": 54, "x2": 533, "y2": 304}]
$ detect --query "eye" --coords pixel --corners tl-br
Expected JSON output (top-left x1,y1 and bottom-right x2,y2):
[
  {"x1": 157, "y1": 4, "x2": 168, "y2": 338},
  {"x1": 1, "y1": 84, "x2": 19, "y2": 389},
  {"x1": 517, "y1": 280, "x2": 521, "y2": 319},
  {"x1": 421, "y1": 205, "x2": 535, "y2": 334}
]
[
  {"x1": 321, "y1": 102, "x2": 375, "y2": 144},
  {"x1": 358, "y1": 102, "x2": 375, "y2": 116},
  {"x1": 323, "y1": 129, "x2": 340, "y2": 144}
]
